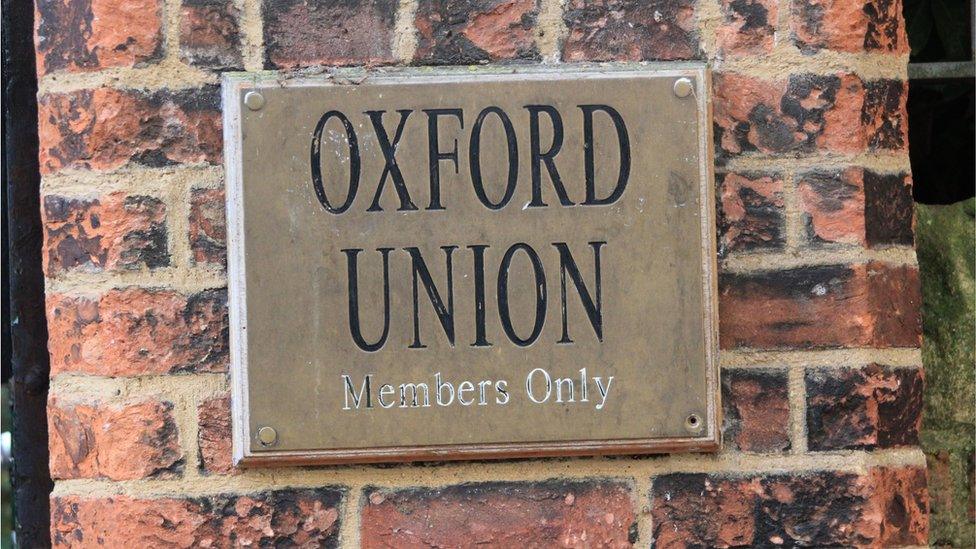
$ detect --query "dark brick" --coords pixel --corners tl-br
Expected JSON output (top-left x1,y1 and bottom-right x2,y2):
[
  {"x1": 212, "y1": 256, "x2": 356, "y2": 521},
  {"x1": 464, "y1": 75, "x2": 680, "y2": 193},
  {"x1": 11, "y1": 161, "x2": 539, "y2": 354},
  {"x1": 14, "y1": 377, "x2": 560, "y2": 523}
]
[
  {"x1": 263, "y1": 0, "x2": 396, "y2": 69},
  {"x1": 721, "y1": 368, "x2": 791, "y2": 452},
  {"x1": 719, "y1": 262, "x2": 921, "y2": 349},
  {"x1": 43, "y1": 193, "x2": 168, "y2": 276},
  {"x1": 180, "y1": 0, "x2": 243, "y2": 70},
  {"x1": 35, "y1": 0, "x2": 163, "y2": 75},
  {"x1": 49, "y1": 398, "x2": 183, "y2": 481},
  {"x1": 46, "y1": 287, "x2": 229, "y2": 376},
  {"x1": 716, "y1": 0, "x2": 776, "y2": 55},
  {"x1": 862, "y1": 79, "x2": 908, "y2": 150},
  {"x1": 38, "y1": 87, "x2": 222, "y2": 175},
  {"x1": 806, "y1": 364, "x2": 923, "y2": 450},
  {"x1": 51, "y1": 489, "x2": 343, "y2": 547},
  {"x1": 716, "y1": 171, "x2": 785, "y2": 255},
  {"x1": 864, "y1": 171, "x2": 914, "y2": 247},
  {"x1": 361, "y1": 480, "x2": 635, "y2": 547},
  {"x1": 863, "y1": 0, "x2": 908, "y2": 51},
  {"x1": 189, "y1": 188, "x2": 226, "y2": 267},
  {"x1": 650, "y1": 467, "x2": 928, "y2": 547},
  {"x1": 414, "y1": 0, "x2": 540, "y2": 64},
  {"x1": 562, "y1": 0, "x2": 698, "y2": 61},
  {"x1": 792, "y1": 0, "x2": 907, "y2": 53},
  {"x1": 651, "y1": 473, "x2": 759, "y2": 547}
]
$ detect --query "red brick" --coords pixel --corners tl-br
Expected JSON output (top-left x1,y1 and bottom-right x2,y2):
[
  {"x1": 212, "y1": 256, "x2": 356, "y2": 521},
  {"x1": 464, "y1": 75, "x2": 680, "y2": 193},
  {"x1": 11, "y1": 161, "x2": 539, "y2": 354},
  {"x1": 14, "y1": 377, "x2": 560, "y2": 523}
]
[
  {"x1": 180, "y1": 0, "x2": 242, "y2": 70},
  {"x1": 650, "y1": 467, "x2": 928, "y2": 547},
  {"x1": 37, "y1": 87, "x2": 222, "y2": 175},
  {"x1": 562, "y1": 0, "x2": 697, "y2": 61},
  {"x1": 798, "y1": 167, "x2": 866, "y2": 246},
  {"x1": 48, "y1": 397, "x2": 182, "y2": 480},
  {"x1": 867, "y1": 467, "x2": 931, "y2": 546},
  {"x1": 51, "y1": 489, "x2": 343, "y2": 547},
  {"x1": 414, "y1": 0, "x2": 540, "y2": 64},
  {"x1": 792, "y1": 0, "x2": 907, "y2": 53},
  {"x1": 46, "y1": 287, "x2": 229, "y2": 376},
  {"x1": 189, "y1": 188, "x2": 226, "y2": 267},
  {"x1": 862, "y1": 262, "x2": 922, "y2": 345},
  {"x1": 712, "y1": 72, "x2": 785, "y2": 157},
  {"x1": 715, "y1": 0, "x2": 776, "y2": 55},
  {"x1": 198, "y1": 395, "x2": 233, "y2": 475},
  {"x1": 721, "y1": 368, "x2": 791, "y2": 452},
  {"x1": 713, "y1": 72, "x2": 860, "y2": 156},
  {"x1": 806, "y1": 364, "x2": 923, "y2": 450},
  {"x1": 713, "y1": 73, "x2": 907, "y2": 159},
  {"x1": 716, "y1": 171, "x2": 785, "y2": 255},
  {"x1": 361, "y1": 481, "x2": 636, "y2": 547},
  {"x1": 35, "y1": 0, "x2": 163, "y2": 75},
  {"x1": 719, "y1": 262, "x2": 921, "y2": 349},
  {"x1": 43, "y1": 192, "x2": 168, "y2": 276},
  {"x1": 798, "y1": 168, "x2": 914, "y2": 248},
  {"x1": 263, "y1": 0, "x2": 396, "y2": 69}
]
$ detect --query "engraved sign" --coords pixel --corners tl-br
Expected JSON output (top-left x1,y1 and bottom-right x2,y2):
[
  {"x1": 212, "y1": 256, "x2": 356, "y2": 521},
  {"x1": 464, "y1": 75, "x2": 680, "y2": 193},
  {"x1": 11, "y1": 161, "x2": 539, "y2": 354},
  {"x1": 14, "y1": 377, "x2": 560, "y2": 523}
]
[{"x1": 223, "y1": 67, "x2": 719, "y2": 465}]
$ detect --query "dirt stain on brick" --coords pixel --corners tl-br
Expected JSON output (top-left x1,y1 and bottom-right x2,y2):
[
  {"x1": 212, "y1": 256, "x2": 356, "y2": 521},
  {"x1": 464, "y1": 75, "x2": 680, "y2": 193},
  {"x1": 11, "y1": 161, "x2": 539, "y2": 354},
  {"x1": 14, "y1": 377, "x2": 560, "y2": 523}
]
[{"x1": 264, "y1": 0, "x2": 396, "y2": 68}]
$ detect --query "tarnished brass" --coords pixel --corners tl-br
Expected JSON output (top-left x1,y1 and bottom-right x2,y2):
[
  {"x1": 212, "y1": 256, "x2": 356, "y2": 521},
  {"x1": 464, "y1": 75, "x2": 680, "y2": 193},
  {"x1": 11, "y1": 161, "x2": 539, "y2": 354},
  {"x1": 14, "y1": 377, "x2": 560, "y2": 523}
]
[
  {"x1": 243, "y1": 91, "x2": 265, "y2": 111},
  {"x1": 673, "y1": 77, "x2": 694, "y2": 98},
  {"x1": 257, "y1": 426, "x2": 278, "y2": 446},
  {"x1": 223, "y1": 66, "x2": 719, "y2": 466}
]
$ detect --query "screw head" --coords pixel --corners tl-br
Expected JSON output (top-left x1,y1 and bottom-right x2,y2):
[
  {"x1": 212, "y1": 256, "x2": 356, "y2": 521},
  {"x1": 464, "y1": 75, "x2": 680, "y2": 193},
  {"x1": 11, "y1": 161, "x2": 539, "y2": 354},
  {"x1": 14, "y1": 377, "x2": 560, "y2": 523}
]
[
  {"x1": 257, "y1": 426, "x2": 278, "y2": 446},
  {"x1": 673, "y1": 78, "x2": 694, "y2": 99},
  {"x1": 244, "y1": 91, "x2": 265, "y2": 111},
  {"x1": 684, "y1": 413, "x2": 703, "y2": 433}
]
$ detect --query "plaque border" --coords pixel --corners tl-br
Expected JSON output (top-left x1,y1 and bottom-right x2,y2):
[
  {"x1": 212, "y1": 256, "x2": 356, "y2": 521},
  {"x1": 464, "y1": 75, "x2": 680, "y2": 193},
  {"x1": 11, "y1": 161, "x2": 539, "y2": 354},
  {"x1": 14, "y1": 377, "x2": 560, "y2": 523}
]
[{"x1": 223, "y1": 65, "x2": 720, "y2": 466}]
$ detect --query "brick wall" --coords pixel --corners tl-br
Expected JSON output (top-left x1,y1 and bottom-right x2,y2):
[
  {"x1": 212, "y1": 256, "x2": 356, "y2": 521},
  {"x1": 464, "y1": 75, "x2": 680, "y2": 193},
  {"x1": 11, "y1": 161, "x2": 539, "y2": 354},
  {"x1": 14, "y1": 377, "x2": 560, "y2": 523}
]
[{"x1": 36, "y1": 0, "x2": 927, "y2": 546}]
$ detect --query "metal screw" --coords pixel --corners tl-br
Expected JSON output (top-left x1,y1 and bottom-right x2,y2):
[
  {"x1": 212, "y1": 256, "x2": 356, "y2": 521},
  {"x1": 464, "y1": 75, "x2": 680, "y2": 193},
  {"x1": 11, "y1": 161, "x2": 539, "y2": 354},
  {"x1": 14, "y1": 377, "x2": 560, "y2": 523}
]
[
  {"x1": 684, "y1": 413, "x2": 703, "y2": 433},
  {"x1": 257, "y1": 426, "x2": 278, "y2": 446},
  {"x1": 673, "y1": 78, "x2": 694, "y2": 99},
  {"x1": 244, "y1": 91, "x2": 266, "y2": 111}
]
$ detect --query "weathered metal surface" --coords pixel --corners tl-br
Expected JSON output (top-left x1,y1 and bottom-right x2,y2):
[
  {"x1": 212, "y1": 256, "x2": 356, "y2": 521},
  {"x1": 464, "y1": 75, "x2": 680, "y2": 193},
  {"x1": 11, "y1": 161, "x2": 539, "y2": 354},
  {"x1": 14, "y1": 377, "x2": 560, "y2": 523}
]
[{"x1": 223, "y1": 66, "x2": 719, "y2": 465}]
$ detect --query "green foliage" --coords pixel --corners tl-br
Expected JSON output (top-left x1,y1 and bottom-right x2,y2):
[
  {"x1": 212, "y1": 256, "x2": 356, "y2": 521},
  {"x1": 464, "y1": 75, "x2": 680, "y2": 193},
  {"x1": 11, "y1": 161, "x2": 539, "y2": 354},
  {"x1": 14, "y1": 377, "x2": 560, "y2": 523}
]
[
  {"x1": 917, "y1": 199, "x2": 975, "y2": 547},
  {"x1": 919, "y1": 199, "x2": 976, "y2": 426}
]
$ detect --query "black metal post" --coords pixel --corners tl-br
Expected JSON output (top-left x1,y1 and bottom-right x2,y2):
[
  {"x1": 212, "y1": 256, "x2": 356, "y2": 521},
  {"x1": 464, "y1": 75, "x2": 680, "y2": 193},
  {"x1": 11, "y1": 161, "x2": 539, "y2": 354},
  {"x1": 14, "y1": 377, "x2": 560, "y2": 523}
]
[{"x1": 2, "y1": 0, "x2": 54, "y2": 545}]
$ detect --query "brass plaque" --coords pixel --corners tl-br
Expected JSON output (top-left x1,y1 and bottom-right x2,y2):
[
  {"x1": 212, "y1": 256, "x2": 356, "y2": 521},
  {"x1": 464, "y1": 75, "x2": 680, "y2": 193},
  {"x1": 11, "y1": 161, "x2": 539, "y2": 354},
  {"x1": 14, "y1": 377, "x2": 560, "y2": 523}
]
[{"x1": 223, "y1": 67, "x2": 719, "y2": 465}]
